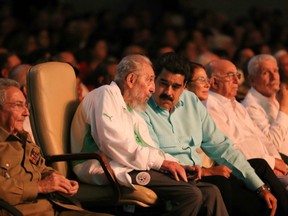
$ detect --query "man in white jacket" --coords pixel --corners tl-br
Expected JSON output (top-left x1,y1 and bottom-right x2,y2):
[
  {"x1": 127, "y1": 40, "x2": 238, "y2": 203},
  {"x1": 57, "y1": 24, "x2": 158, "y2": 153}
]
[{"x1": 70, "y1": 54, "x2": 228, "y2": 216}]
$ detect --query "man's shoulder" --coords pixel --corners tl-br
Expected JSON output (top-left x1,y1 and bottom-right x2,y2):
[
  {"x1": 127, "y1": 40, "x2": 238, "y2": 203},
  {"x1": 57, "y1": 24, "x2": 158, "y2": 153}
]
[
  {"x1": 206, "y1": 92, "x2": 221, "y2": 107},
  {"x1": 241, "y1": 89, "x2": 260, "y2": 108},
  {"x1": 181, "y1": 90, "x2": 201, "y2": 104},
  {"x1": 182, "y1": 90, "x2": 198, "y2": 99}
]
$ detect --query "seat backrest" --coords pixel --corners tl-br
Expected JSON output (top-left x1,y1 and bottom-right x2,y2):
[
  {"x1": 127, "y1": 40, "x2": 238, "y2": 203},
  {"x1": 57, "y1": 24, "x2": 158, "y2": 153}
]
[{"x1": 26, "y1": 62, "x2": 79, "y2": 176}]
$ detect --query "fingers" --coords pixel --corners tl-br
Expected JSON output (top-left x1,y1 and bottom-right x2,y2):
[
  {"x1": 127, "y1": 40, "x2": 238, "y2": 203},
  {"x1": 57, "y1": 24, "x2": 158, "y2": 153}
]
[
  {"x1": 39, "y1": 173, "x2": 79, "y2": 195},
  {"x1": 185, "y1": 165, "x2": 201, "y2": 181},
  {"x1": 195, "y1": 165, "x2": 201, "y2": 181},
  {"x1": 267, "y1": 196, "x2": 277, "y2": 216},
  {"x1": 173, "y1": 165, "x2": 188, "y2": 182},
  {"x1": 273, "y1": 169, "x2": 284, "y2": 176},
  {"x1": 260, "y1": 191, "x2": 277, "y2": 216},
  {"x1": 160, "y1": 160, "x2": 188, "y2": 182}
]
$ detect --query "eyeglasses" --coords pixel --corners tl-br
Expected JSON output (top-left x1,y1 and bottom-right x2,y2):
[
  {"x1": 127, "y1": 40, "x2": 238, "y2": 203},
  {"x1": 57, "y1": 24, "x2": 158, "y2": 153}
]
[
  {"x1": 5, "y1": 102, "x2": 30, "y2": 110},
  {"x1": 215, "y1": 71, "x2": 241, "y2": 81},
  {"x1": 189, "y1": 77, "x2": 210, "y2": 84}
]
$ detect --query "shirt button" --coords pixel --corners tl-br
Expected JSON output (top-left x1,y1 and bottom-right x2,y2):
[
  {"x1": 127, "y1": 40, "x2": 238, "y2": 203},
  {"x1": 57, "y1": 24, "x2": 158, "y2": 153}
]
[{"x1": 5, "y1": 163, "x2": 9, "y2": 168}]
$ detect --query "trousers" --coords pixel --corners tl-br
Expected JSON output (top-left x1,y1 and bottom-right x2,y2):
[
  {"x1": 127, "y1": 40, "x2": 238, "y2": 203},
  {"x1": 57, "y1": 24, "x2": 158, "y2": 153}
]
[
  {"x1": 202, "y1": 158, "x2": 288, "y2": 216},
  {"x1": 129, "y1": 170, "x2": 228, "y2": 216}
]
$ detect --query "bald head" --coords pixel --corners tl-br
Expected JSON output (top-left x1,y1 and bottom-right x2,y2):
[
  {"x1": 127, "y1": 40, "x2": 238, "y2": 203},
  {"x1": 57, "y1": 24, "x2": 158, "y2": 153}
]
[
  {"x1": 206, "y1": 59, "x2": 236, "y2": 77},
  {"x1": 8, "y1": 64, "x2": 32, "y2": 97},
  {"x1": 8, "y1": 64, "x2": 32, "y2": 87},
  {"x1": 206, "y1": 59, "x2": 239, "y2": 100}
]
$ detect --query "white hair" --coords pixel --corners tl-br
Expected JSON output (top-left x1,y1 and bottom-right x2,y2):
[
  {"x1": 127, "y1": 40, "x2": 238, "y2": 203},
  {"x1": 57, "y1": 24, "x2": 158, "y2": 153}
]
[{"x1": 247, "y1": 54, "x2": 277, "y2": 77}]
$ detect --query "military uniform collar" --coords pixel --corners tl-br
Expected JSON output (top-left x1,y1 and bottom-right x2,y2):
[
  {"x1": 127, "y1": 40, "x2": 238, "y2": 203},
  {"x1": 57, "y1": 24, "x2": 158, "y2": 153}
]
[{"x1": 0, "y1": 127, "x2": 32, "y2": 143}]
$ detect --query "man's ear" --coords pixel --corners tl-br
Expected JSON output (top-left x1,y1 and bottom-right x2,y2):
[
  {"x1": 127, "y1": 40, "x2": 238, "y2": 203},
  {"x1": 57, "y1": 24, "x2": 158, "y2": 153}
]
[
  {"x1": 126, "y1": 73, "x2": 137, "y2": 88},
  {"x1": 210, "y1": 77, "x2": 218, "y2": 89},
  {"x1": 183, "y1": 81, "x2": 187, "y2": 89}
]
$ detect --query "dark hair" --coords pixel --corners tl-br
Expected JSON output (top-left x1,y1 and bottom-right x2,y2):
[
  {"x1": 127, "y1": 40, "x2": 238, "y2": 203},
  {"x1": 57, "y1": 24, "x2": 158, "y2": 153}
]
[
  {"x1": 188, "y1": 61, "x2": 205, "y2": 81},
  {"x1": 153, "y1": 52, "x2": 190, "y2": 82}
]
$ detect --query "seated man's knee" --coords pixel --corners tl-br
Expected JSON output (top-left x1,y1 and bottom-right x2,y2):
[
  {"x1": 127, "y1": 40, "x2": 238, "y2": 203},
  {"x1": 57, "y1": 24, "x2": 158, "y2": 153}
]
[{"x1": 182, "y1": 184, "x2": 203, "y2": 204}]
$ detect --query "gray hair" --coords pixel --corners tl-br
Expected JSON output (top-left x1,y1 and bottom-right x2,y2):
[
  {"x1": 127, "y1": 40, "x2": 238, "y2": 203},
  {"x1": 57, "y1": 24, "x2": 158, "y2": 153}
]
[
  {"x1": 247, "y1": 54, "x2": 277, "y2": 77},
  {"x1": 114, "y1": 54, "x2": 152, "y2": 82},
  {"x1": 0, "y1": 78, "x2": 21, "y2": 108}
]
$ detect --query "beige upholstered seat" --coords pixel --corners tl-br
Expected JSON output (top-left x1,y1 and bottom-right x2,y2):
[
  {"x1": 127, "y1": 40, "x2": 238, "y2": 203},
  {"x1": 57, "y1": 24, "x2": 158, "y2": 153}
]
[{"x1": 26, "y1": 62, "x2": 158, "y2": 210}]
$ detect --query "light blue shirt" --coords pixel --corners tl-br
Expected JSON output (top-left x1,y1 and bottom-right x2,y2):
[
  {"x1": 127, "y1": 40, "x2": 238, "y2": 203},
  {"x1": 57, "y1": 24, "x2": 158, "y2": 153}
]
[{"x1": 139, "y1": 90, "x2": 264, "y2": 190}]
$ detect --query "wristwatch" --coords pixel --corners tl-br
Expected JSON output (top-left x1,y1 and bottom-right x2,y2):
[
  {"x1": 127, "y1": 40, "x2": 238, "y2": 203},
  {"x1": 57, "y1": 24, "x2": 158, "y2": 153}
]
[{"x1": 256, "y1": 184, "x2": 271, "y2": 195}]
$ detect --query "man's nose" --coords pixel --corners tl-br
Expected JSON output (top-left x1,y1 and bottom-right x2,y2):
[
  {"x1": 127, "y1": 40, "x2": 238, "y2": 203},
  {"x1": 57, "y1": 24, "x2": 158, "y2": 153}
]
[
  {"x1": 270, "y1": 71, "x2": 279, "y2": 80},
  {"x1": 23, "y1": 105, "x2": 30, "y2": 116},
  {"x1": 165, "y1": 85, "x2": 173, "y2": 95}
]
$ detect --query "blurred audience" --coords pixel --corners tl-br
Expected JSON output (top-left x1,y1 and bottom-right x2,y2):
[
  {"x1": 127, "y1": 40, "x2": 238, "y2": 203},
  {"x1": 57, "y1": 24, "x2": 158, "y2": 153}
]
[
  {"x1": 0, "y1": 52, "x2": 21, "y2": 78},
  {"x1": 52, "y1": 51, "x2": 89, "y2": 100},
  {"x1": 0, "y1": 1, "x2": 287, "y2": 102}
]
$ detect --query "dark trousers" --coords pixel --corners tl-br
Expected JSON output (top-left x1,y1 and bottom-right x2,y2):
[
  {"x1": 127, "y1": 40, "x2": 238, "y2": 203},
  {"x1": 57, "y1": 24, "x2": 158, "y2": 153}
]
[
  {"x1": 129, "y1": 170, "x2": 228, "y2": 216},
  {"x1": 280, "y1": 152, "x2": 288, "y2": 165},
  {"x1": 202, "y1": 158, "x2": 288, "y2": 216},
  {"x1": 248, "y1": 158, "x2": 288, "y2": 216},
  {"x1": 202, "y1": 174, "x2": 269, "y2": 216}
]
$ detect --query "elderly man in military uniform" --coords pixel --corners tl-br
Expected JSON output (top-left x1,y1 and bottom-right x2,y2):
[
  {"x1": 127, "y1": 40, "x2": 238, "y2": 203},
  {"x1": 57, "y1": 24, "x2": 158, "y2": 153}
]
[{"x1": 0, "y1": 78, "x2": 111, "y2": 216}]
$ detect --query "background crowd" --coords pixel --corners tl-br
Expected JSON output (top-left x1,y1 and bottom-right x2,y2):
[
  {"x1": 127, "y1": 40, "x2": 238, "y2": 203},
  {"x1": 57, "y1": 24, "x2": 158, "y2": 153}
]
[{"x1": 1, "y1": 0, "x2": 288, "y2": 98}]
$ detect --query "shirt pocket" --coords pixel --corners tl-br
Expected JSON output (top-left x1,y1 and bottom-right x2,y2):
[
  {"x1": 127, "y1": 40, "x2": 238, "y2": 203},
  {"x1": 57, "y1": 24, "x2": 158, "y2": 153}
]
[
  {"x1": 158, "y1": 135, "x2": 179, "y2": 154},
  {"x1": 0, "y1": 158, "x2": 19, "y2": 179}
]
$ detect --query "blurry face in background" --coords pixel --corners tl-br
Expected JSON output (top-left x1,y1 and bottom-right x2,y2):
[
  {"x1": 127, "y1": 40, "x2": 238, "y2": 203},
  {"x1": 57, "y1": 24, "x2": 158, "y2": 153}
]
[
  {"x1": 186, "y1": 67, "x2": 210, "y2": 101},
  {"x1": 59, "y1": 52, "x2": 78, "y2": 68},
  {"x1": 92, "y1": 40, "x2": 107, "y2": 60},
  {"x1": 7, "y1": 55, "x2": 21, "y2": 72},
  {"x1": 278, "y1": 54, "x2": 288, "y2": 78}
]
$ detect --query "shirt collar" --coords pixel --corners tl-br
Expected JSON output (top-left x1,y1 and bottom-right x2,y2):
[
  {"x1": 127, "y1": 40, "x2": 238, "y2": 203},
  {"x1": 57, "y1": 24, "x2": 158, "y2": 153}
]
[
  {"x1": 0, "y1": 126, "x2": 32, "y2": 143},
  {"x1": 249, "y1": 87, "x2": 274, "y2": 107},
  {"x1": 0, "y1": 127, "x2": 11, "y2": 142},
  {"x1": 209, "y1": 91, "x2": 236, "y2": 104},
  {"x1": 110, "y1": 81, "x2": 129, "y2": 111}
]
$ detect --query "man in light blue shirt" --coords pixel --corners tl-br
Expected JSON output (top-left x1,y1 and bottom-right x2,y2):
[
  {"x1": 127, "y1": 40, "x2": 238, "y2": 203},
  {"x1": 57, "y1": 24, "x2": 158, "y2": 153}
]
[{"x1": 138, "y1": 52, "x2": 284, "y2": 216}]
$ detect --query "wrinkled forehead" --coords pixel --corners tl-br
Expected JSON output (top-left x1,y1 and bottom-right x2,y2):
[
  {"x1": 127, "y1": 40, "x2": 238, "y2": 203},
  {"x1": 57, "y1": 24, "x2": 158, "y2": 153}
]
[
  {"x1": 138, "y1": 62, "x2": 154, "y2": 77},
  {"x1": 193, "y1": 67, "x2": 207, "y2": 78},
  {"x1": 157, "y1": 69, "x2": 185, "y2": 85},
  {"x1": 259, "y1": 59, "x2": 278, "y2": 69},
  {"x1": 5, "y1": 87, "x2": 25, "y2": 102}
]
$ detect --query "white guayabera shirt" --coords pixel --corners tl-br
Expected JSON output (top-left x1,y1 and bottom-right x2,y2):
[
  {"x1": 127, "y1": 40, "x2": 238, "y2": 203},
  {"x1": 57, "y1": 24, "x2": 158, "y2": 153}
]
[{"x1": 242, "y1": 87, "x2": 288, "y2": 156}]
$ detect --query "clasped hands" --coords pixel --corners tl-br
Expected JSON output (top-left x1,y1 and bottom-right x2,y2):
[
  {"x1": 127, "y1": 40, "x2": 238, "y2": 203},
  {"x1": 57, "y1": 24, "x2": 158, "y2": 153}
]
[
  {"x1": 160, "y1": 160, "x2": 201, "y2": 182},
  {"x1": 38, "y1": 172, "x2": 79, "y2": 196}
]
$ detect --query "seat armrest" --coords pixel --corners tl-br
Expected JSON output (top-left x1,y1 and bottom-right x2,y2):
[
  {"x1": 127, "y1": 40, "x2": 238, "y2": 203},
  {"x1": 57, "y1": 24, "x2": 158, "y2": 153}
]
[
  {"x1": 0, "y1": 199, "x2": 23, "y2": 216},
  {"x1": 45, "y1": 152, "x2": 121, "y2": 203}
]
